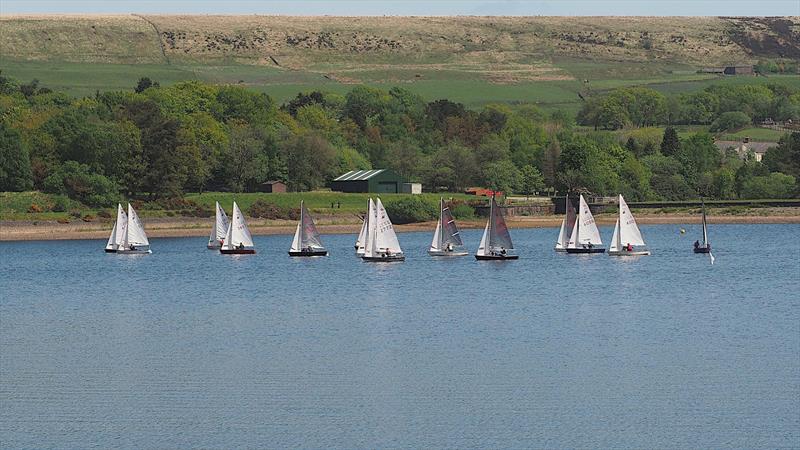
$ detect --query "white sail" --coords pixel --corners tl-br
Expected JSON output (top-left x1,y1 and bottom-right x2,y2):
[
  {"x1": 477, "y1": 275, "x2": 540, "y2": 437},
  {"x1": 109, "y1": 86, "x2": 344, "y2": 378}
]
[
  {"x1": 290, "y1": 223, "x2": 302, "y2": 252},
  {"x1": 208, "y1": 201, "x2": 229, "y2": 247},
  {"x1": 555, "y1": 219, "x2": 566, "y2": 250},
  {"x1": 618, "y1": 195, "x2": 645, "y2": 246},
  {"x1": 476, "y1": 221, "x2": 489, "y2": 256},
  {"x1": 221, "y1": 201, "x2": 254, "y2": 250},
  {"x1": 355, "y1": 200, "x2": 369, "y2": 254},
  {"x1": 609, "y1": 220, "x2": 620, "y2": 252},
  {"x1": 701, "y1": 203, "x2": 709, "y2": 246},
  {"x1": 569, "y1": 195, "x2": 602, "y2": 247},
  {"x1": 125, "y1": 203, "x2": 149, "y2": 247},
  {"x1": 373, "y1": 198, "x2": 402, "y2": 254},
  {"x1": 430, "y1": 219, "x2": 442, "y2": 251},
  {"x1": 363, "y1": 198, "x2": 377, "y2": 258},
  {"x1": 105, "y1": 203, "x2": 127, "y2": 250},
  {"x1": 555, "y1": 197, "x2": 577, "y2": 250}
]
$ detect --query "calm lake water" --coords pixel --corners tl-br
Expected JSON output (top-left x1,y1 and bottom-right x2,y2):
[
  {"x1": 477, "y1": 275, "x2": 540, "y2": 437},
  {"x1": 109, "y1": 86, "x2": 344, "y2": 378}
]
[{"x1": 1, "y1": 224, "x2": 799, "y2": 449}]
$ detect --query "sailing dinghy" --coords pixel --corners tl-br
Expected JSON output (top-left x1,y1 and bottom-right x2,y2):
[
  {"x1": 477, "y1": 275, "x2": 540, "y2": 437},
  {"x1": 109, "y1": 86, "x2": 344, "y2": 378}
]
[
  {"x1": 693, "y1": 200, "x2": 713, "y2": 260},
  {"x1": 565, "y1": 194, "x2": 604, "y2": 254},
  {"x1": 475, "y1": 195, "x2": 518, "y2": 260},
  {"x1": 355, "y1": 199, "x2": 369, "y2": 254},
  {"x1": 429, "y1": 197, "x2": 468, "y2": 256},
  {"x1": 207, "y1": 201, "x2": 229, "y2": 249},
  {"x1": 104, "y1": 203, "x2": 128, "y2": 253},
  {"x1": 106, "y1": 203, "x2": 151, "y2": 254},
  {"x1": 608, "y1": 195, "x2": 650, "y2": 256},
  {"x1": 289, "y1": 200, "x2": 328, "y2": 256},
  {"x1": 220, "y1": 201, "x2": 256, "y2": 254},
  {"x1": 362, "y1": 198, "x2": 405, "y2": 262},
  {"x1": 554, "y1": 196, "x2": 577, "y2": 252}
]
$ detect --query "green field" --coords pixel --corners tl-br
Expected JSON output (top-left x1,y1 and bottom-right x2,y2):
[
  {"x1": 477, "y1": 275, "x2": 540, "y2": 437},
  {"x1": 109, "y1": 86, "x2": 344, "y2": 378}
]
[
  {"x1": 719, "y1": 127, "x2": 788, "y2": 142},
  {"x1": 6, "y1": 59, "x2": 797, "y2": 114},
  {"x1": 0, "y1": 191, "x2": 479, "y2": 221}
]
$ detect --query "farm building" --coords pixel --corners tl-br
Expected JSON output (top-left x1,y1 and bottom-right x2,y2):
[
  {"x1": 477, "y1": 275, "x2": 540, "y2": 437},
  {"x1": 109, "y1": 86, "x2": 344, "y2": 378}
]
[
  {"x1": 723, "y1": 65, "x2": 754, "y2": 75},
  {"x1": 330, "y1": 169, "x2": 407, "y2": 193},
  {"x1": 714, "y1": 139, "x2": 776, "y2": 162},
  {"x1": 259, "y1": 181, "x2": 287, "y2": 193}
]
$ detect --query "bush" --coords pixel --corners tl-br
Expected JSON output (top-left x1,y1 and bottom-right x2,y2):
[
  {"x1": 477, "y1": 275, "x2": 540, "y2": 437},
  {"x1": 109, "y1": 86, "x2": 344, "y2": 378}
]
[
  {"x1": 248, "y1": 199, "x2": 300, "y2": 220},
  {"x1": 28, "y1": 203, "x2": 43, "y2": 213},
  {"x1": 740, "y1": 173, "x2": 796, "y2": 199},
  {"x1": 69, "y1": 209, "x2": 82, "y2": 218},
  {"x1": 384, "y1": 196, "x2": 437, "y2": 224},
  {"x1": 49, "y1": 195, "x2": 74, "y2": 212},
  {"x1": 96, "y1": 209, "x2": 112, "y2": 219},
  {"x1": 43, "y1": 161, "x2": 120, "y2": 207},
  {"x1": 709, "y1": 111, "x2": 751, "y2": 132},
  {"x1": 447, "y1": 199, "x2": 476, "y2": 220}
]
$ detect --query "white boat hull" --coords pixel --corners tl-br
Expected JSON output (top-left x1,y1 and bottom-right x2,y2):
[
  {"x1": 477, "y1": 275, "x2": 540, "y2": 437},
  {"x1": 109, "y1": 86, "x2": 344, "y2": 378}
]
[
  {"x1": 114, "y1": 248, "x2": 152, "y2": 254},
  {"x1": 608, "y1": 250, "x2": 650, "y2": 256},
  {"x1": 428, "y1": 249, "x2": 469, "y2": 256},
  {"x1": 554, "y1": 247, "x2": 567, "y2": 253}
]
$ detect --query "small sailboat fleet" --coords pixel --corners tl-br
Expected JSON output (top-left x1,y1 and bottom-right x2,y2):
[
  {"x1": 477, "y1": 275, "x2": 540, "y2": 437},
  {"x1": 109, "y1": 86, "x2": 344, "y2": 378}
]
[
  {"x1": 361, "y1": 197, "x2": 405, "y2": 261},
  {"x1": 475, "y1": 195, "x2": 518, "y2": 260},
  {"x1": 105, "y1": 203, "x2": 151, "y2": 254},
  {"x1": 289, "y1": 200, "x2": 327, "y2": 256},
  {"x1": 429, "y1": 197, "x2": 468, "y2": 256},
  {"x1": 565, "y1": 194, "x2": 604, "y2": 254},
  {"x1": 102, "y1": 194, "x2": 715, "y2": 262},
  {"x1": 207, "y1": 201, "x2": 229, "y2": 249},
  {"x1": 608, "y1": 195, "x2": 650, "y2": 256}
]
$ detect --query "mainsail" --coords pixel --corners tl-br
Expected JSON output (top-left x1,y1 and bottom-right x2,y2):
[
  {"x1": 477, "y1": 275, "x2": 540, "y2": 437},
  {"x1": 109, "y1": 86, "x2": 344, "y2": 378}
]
[
  {"x1": 105, "y1": 203, "x2": 128, "y2": 251},
  {"x1": 355, "y1": 199, "x2": 369, "y2": 254},
  {"x1": 568, "y1": 194, "x2": 602, "y2": 248},
  {"x1": 363, "y1": 198, "x2": 377, "y2": 258},
  {"x1": 610, "y1": 195, "x2": 646, "y2": 251},
  {"x1": 364, "y1": 198, "x2": 402, "y2": 257},
  {"x1": 555, "y1": 196, "x2": 577, "y2": 250},
  {"x1": 208, "y1": 201, "x2": 229, "y2": 247},
  {"x1": 125, "y1": 203, "x2": 149, "y2": 247},
  {"x1": 221, "y1": 201, "x2": 254, "y2": 250},
  {"x1": 701, "y1": 201, "x2": 709, "y2": 246},
  {"x1": 291, "y1": 201, "x2": 324, "y2": 252},
  {"x1": 430, "y1": 198, "x2": 464, "y2": 251},
  {"x1": 477, "y1": 195, "x2": 513, "y2": 255}
]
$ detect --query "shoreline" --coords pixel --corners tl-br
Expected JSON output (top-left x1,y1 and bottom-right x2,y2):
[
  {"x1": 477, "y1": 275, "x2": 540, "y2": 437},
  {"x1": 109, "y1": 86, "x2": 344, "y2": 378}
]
[{"x1": 2, "y1": 214, "x2": 799, "y2": 242}]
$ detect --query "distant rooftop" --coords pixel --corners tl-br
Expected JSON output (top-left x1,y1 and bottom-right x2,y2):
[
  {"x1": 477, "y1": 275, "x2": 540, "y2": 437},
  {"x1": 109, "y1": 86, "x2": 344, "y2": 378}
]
[{"x1": 333, "y1": 169, "x2": 388, "y2": 182}]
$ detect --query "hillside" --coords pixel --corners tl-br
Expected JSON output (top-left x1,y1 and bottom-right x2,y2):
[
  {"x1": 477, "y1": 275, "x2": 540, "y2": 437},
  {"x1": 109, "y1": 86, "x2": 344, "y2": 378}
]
[{"x1": 1, "y1": 15, "x2": 798, "y2": 108}]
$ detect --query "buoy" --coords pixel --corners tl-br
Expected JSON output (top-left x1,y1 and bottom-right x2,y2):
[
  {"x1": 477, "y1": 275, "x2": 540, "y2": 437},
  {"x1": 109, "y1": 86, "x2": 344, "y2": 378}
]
[{"x1": 680, "y1": 228, "x2": 686, "y2": 234}]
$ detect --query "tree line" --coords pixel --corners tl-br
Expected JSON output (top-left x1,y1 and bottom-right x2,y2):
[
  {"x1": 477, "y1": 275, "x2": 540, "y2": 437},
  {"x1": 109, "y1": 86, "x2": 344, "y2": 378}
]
[
  {"x1": 0, "y1": 75, "x2": 798, "y2": 208},
  {"x1": 577, "y1": 83, "x2": 800, "y2": 131}
]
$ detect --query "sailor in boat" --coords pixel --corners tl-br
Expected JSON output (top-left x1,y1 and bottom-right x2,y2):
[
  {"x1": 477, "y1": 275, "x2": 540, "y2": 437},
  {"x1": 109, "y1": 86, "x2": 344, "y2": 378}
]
[
  {"x1": 446, "y1": 243, "x2": 454, "y2": 252},
  {"x1": 694, "y1": 240, "x2": 700, "y2": 250},
  {"x1": 129, "y1": 244, "x2": 136, "y2": 251},
  {"x1": 237, "y1": 243, "x2": 245, "y2": 250},
  {"x1": 626, "y1": 242, "x2": 633, "y2": 252}
]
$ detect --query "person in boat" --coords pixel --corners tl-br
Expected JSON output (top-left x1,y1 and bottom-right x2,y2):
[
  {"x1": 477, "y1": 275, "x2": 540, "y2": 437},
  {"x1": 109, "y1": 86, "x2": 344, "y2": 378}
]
[
  {"x1": 626, "y1": 242, "x2": 633, "y2": 252},
  {"x1": 694, "y1": 240, "x2": 700, "y2": 249},
  {"x1": 129, "y1": 244, "x2": 136, "y2": 251},
  {"x1": 500, "y1": 247, "x2": 507, "y2": 256},
  {"x1": 446, "y1": 243, "x2": 454, "y2": 252},
  {"x1": 237, "y1": 242, "x2": 244, "y2": 250}
]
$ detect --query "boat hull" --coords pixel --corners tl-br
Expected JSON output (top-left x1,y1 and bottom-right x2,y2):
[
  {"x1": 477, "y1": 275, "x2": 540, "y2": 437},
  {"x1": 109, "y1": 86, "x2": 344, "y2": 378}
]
[
  {"x1": 565, "y1": 247, "x2": 606, "y2": 254},
  {"x1": 428, "y1": 249, "x2": 469, "y2": 256},
  {"x1": 475, "y1": 254, "x2": 519, "y2": 260},
  {"x1": 609, "y1": 250, "x2": 650, "y2": 256},
  {"x1": 220, "y1": 249, "x2": 256, "y2": 254},
  {"x1": 104, "y1": 248, "x2": 116, "y2": 253},
  {"x1": 693, "y1": 247, "x2": 711, "y2": 254},
  {"x1": 289, "y1": 250, "x2": 328, "y2": 257},
  {"x1": 554, "y1": 247, "x2": 567, "y2": 253},
  {"x1": 362, "y1": 255, "x2": 405, "y2": 262},
  {"x1": 114, "y1": 249, "x2": 152, "y2": 254}
]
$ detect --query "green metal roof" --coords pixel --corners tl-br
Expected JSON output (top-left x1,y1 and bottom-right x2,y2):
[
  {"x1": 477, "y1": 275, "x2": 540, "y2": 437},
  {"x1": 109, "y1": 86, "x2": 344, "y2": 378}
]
[{"x1": 332, "y1": 169, "x2": 388, "y2": 181}]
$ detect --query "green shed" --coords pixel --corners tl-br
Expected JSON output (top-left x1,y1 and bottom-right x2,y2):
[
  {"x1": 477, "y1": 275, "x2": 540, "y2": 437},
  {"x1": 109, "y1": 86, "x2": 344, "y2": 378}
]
[{"x1": 330, "y1": 169, "x2": 407, "y2": 193}]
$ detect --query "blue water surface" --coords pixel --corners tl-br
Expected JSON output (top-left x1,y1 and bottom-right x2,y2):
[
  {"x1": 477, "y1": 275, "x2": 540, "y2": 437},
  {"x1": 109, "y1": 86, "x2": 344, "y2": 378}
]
[{"x1": 1, "y1": 223, "x2": 799, "y2": 449}]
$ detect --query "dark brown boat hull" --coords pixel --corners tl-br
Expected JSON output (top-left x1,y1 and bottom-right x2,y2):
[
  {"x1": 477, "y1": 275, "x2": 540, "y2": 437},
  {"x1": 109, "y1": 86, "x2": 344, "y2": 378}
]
[
  {"x1": 693, "y1": 247, "x2": 711, "y2": 254},
  {"x1": 565, "y1": 248, "x2": 606, "y2": 254},
  {"x1": 289, "y1": 250, "x2": 328, "y2": 257},
  {"x1": 475, "y1": 254, "x2": 519, "y2": 260},
  {"x1": 220, "y1": 249, "x2": 256, "y2": 254}
]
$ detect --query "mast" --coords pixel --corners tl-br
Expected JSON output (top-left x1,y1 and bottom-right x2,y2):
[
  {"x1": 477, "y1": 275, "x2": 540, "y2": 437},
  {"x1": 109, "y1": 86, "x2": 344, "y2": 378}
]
[
  {"x1": 488, "y1": 194, "x2": 495, "y2": 249},
  {"x1": 300, "y1": 200, "x2": 305, "y2": 246},
  {"x1": 701, "y1": 199, "x2": 708, "y2": 246},
  {"x1": 439, "y1": 197, "x2": 444, "y2": 249}
]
